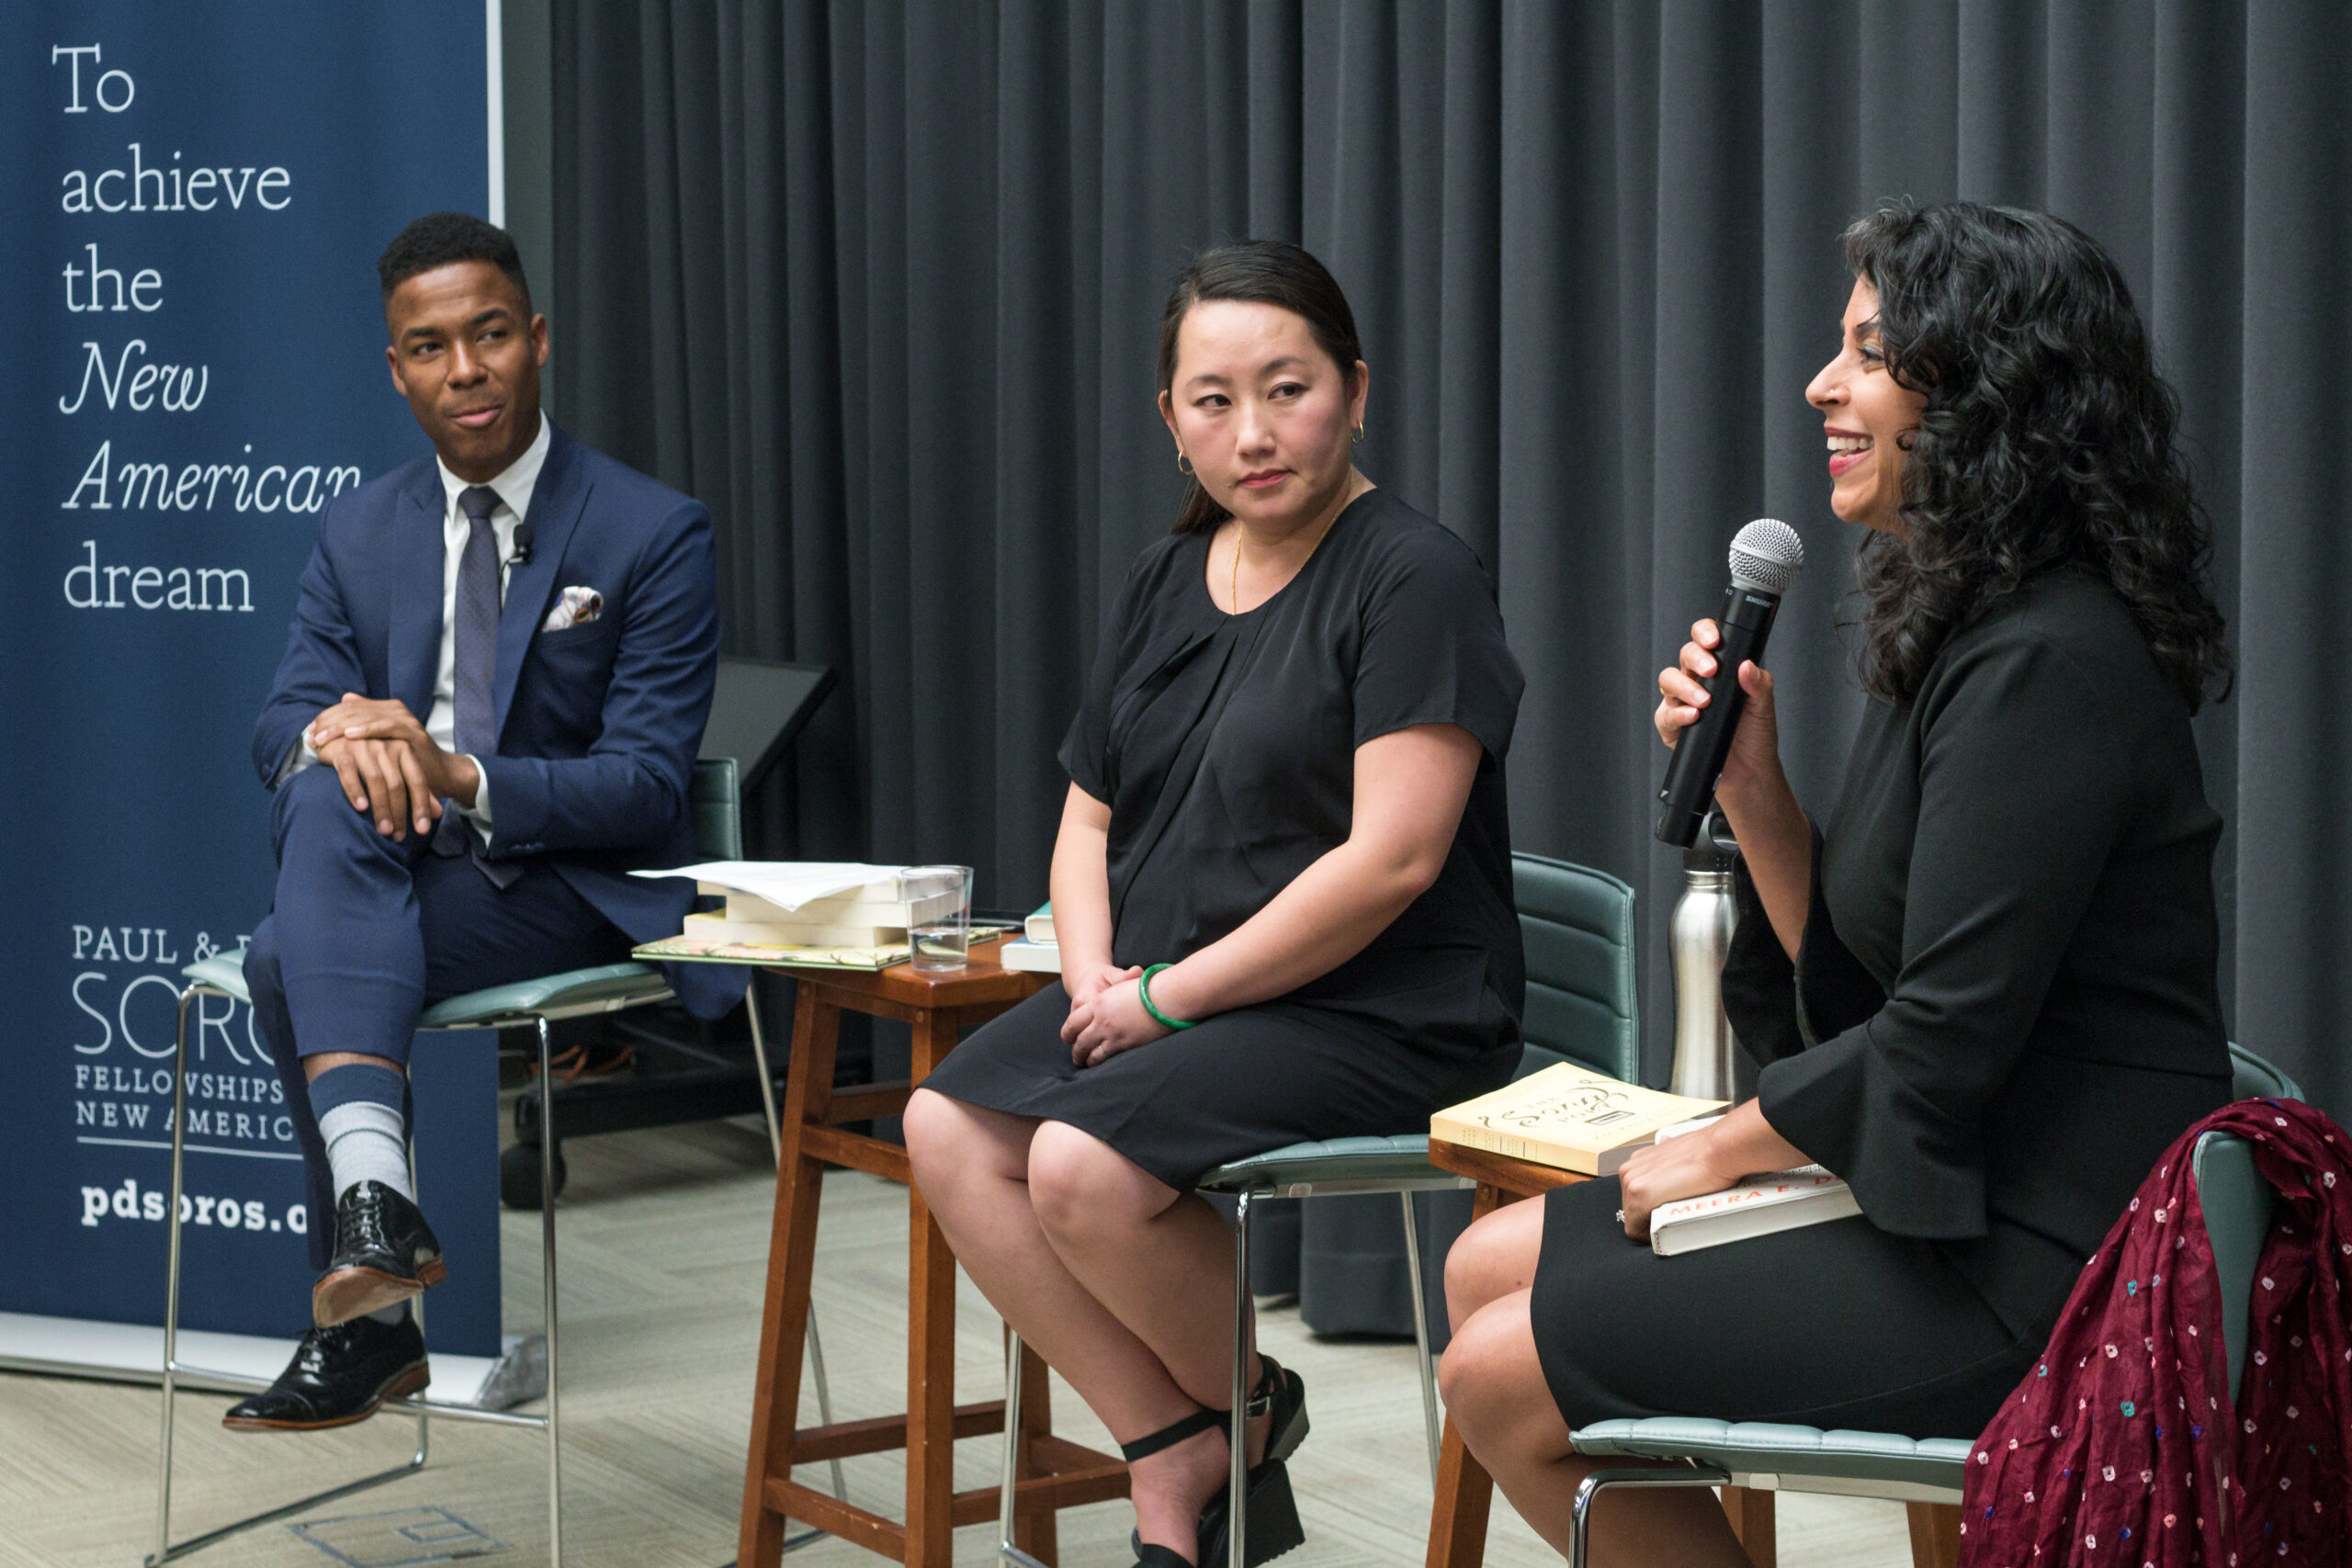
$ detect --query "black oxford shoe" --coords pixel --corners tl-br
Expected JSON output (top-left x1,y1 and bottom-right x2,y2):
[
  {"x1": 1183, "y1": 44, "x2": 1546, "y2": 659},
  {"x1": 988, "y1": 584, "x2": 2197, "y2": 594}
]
[
  {"x1": 311, "y1": 1180, "x2": 447, "y2": 1328},
  {"x1": 222, "y1": 1314, "x2": 429, "y2": 1432}
]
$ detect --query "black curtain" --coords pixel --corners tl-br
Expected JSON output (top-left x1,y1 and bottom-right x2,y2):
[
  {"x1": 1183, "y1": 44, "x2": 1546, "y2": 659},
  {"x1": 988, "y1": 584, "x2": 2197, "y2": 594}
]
[{"x1": 547, "y1": 1, "x2": 2352, "y2": 1116}]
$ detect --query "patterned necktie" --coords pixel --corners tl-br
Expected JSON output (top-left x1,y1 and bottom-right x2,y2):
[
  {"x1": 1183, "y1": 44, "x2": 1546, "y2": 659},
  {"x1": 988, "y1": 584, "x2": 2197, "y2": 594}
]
[{"x1": 434, "y1": 484, "x2": 520, "y2": 886}]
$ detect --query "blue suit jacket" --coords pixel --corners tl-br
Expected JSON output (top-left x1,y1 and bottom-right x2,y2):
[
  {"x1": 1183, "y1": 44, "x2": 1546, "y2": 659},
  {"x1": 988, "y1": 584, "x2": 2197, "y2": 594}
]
[{"x1": 253, "y1": 423, "x2": 744, "y2": 1017}]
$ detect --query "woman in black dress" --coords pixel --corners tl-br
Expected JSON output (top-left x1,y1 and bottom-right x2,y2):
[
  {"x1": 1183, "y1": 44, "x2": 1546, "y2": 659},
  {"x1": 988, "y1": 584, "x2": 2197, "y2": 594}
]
[
  {"x1": 1439, "y1": 202, "x2": 2236, "y2": 1564},
  {"x1": 906, "y1": 241, "x2": 1524, "y2": 1568}
]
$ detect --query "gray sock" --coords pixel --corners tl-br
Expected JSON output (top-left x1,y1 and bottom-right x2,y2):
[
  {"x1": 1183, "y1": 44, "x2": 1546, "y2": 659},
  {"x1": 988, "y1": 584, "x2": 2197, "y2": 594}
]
[
  {"x1": 316, "y1": 1100, "x2": 414, "y2": 1205},
  {"x1": 367, "y1": 1302, "x2": 412, "y2": 1327}
]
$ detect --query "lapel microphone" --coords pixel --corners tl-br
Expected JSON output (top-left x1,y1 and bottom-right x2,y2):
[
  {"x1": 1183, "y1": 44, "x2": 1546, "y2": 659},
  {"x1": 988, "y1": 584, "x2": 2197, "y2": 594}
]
[{"x1": 511, "y1": 520, "x2": 535, "y2": 566}]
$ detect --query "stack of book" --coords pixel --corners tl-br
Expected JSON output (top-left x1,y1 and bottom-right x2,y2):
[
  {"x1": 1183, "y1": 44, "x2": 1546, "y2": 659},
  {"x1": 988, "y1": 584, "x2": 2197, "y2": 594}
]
[
  {"x1": 1428, "y1": 1065, "x2": 1858, "y2": 1255},
  {"x1": 629, "y1": 863, "x2": 964, "y2": 970},
  {"x1": 999, "y1": 904, "x2": 1058, "y2": 975}
]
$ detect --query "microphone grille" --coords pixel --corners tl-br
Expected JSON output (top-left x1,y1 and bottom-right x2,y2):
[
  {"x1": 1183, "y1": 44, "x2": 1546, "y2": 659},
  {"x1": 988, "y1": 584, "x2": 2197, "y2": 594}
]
[{"x1": 1728, "y1": 518, "x2": 1804, "y2": 595}]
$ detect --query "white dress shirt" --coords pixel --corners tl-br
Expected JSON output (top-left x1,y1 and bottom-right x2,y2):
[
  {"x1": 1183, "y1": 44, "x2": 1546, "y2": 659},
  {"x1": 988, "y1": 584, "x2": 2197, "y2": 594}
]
[{"x1": 290, "y1": 415, "x2": 550, "y2": 844}]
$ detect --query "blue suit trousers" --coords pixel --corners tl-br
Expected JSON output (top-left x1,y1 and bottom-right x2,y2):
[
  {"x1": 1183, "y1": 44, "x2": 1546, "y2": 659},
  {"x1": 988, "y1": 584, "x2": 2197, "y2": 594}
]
[{"x1": 245, "y1": 765, "x2": 631, "y2": 1266}]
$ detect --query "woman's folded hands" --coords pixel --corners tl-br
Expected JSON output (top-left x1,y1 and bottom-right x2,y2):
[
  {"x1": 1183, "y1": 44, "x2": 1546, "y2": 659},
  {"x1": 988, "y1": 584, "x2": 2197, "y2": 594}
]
[{"x1": 1061, "y1": 963, "x2": 1167, "y2": 1066}]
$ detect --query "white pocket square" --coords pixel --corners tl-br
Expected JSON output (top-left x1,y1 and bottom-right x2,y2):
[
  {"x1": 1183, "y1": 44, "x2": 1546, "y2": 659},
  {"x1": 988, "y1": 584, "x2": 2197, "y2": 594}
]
[{"x1": 541, "y1": 586, "x2": 604, "y2": 633}]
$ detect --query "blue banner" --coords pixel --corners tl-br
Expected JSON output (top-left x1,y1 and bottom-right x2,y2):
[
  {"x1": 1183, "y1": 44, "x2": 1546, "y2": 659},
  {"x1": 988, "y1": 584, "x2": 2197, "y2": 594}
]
[{"x1": 2, "y1": 2, "x2": 503, "y2": 1357}]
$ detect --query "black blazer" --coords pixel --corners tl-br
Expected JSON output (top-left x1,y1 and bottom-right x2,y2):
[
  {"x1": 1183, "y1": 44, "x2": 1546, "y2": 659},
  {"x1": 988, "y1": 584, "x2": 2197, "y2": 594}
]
[{"x1": 1724, "y1": 565, "x2": 2232, "y2": 1333}]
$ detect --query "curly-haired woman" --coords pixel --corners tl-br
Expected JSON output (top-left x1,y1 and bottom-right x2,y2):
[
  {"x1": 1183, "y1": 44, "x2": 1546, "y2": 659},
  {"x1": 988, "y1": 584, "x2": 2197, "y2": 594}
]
[{"x1": 1439, "y1": 201, "x2": 2235, "y2": 1565}]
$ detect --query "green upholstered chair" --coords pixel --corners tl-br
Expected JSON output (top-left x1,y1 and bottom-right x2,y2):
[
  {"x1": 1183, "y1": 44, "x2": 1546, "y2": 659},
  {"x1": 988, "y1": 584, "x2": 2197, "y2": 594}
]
[
  {"x1": 1511, "y1": 852, "x2": 1643, "y2": 1085},
  {"x1": 994, "y1": 854, "x2": 1641, "y2": 1568},
  {"x1": 150, "y1": 755, "x2": 839, "y2": 1566},
  {"x1": 1561, "y1": 1043, "x2": 2301, "y2": 1568}
]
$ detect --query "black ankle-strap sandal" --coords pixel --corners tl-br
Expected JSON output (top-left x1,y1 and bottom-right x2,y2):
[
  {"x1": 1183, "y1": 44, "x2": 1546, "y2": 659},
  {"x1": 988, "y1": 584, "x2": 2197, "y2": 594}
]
[
  {"x1": 1248, "y1": 1352, "x2": 1309, "y2": 1465},
  {"x1": 1192, "y1": 1455, "x2": 1303, "y2": 1568},
  {"x1": 1117, "y1": 1403, "x2": 1231, "y2": 1464},
  {"x1": 1124, "y1": 1404, "x2": 1234, "y2": 1568},
  {"x1": 1121, "y1": 1376, "x2": 1308, "y2": 1568},
  {"x1": 1126, "y1": 1456, "x2": 1305, "y2": 1568}
]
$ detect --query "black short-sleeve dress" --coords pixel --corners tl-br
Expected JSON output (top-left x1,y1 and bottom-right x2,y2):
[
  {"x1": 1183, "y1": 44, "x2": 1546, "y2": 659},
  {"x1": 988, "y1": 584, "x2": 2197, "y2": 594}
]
[
  {"x1": 921, "y1": 489, "x2": 1527, "y2": 1189},
  {"x1": 1527, "y1": 566, "x2": 2231, "y2": 1439}
]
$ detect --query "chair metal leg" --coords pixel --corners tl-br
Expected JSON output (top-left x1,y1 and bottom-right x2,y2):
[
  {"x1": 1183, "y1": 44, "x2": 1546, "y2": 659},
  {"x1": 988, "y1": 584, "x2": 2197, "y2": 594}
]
[
  {"x1": 1566, "y1": 1464, "x2": 1731, "y2": 1568},
  {"x1": 1228, "y1": 1189, "x2": 1254, "y2": 1568},
  {"x1": 146, "y1": 1433, "x2": 433, "y2": 1568},
  {"x1": 799, "y1": 1313, "x2": 849, "y2": 1505},
  {"x1": 747, "y1": 987, "x2": 848, "y2": 1506},
  {"x1": 149, "y1": 983, "x2": 427, "y2": 1567},
  {"x1": 537, "y1": 1016, "x2": 564, "y2": 1568},
  {"x1": 1399, "y1": 1191, "x2": 1442, "y2": 1486},
  {"x1": 153, "y1": 985, "x2": 196, "y2": 1565},
  {"x1": 994, "y1": 1330, "x2": 1049, "y2": 1568},
  {"x1": 745, "y1": 983, "x2": 786, "y2": 1165}
]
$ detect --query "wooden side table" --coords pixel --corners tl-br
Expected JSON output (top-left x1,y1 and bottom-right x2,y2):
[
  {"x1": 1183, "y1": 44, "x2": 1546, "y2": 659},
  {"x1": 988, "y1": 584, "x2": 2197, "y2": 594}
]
[
  {"x1": 1419, "y1": 1144, "x2": 1777, "y2": 1568},
  {"x1": 734, "y1": 940, "x2": 1129, "y2": 1568}
]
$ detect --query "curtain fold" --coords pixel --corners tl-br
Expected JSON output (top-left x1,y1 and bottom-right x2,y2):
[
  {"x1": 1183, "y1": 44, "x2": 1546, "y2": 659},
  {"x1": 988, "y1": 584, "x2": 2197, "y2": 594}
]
[{"x1": 548, "y1": 0, "x2": 2351, "y2": 1114}]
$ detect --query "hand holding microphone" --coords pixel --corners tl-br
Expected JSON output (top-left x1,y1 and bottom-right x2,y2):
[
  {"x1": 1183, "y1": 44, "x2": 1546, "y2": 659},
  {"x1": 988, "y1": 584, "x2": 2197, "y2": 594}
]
[
  {"x1": 1656, "y1": 625, "x2": 1779, "y2": 787},
  {"x1": 1655, "y1": 519, "x2": 1804, "y2": 847}
]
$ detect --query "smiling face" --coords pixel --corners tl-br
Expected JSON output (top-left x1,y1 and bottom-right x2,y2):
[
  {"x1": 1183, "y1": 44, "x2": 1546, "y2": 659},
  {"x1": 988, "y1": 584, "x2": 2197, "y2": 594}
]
[
  {"x1": 1806, "y1": 276, "x2": 1927, "y2": 534},
  {"x1": 383, "y1": 259, "x2": 548, "y2": 482},
  {"x1": 1158, "y1": 299, "x2": 1368, "y2": 535}
]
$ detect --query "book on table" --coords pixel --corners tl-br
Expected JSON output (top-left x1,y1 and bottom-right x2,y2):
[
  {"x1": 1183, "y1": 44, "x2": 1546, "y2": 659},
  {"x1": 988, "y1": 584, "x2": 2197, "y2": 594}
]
[
  {"x1": 1024, "y1": 903, "x2": 1056, "y2": 943},
  {"x1": 683, "y1": 911, "x2": 909, "y2": 948},
  {"x1": 718, "y1": 891, "x2": 957, "y2": 927},
  {"x1": 634, "y1": 862, "x2": 965, "y2": 919},
  {"x1": 1429, "y1": 1064, "x2": 1728, "y2": 1176},
  {"x1": 999, "y1": 936, "x2": 1059, "y2": 975},
  {"x1": 632, "y1": 933, "x2": 912, "y2": 970},
  {"x1": 1641, "y1": 1116, "x2": 1860, "y2": 1255},
  {"x1": 627, "y1": 862, "x2": 1004, "y2": 969},
  {"x1": 629, "y1": 861, "x2": 962, "y2": 945}
]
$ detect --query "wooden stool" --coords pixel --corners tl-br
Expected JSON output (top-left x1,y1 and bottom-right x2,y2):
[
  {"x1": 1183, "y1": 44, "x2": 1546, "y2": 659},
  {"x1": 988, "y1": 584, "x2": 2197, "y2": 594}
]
[
  {"x1": 735, "y1": 940, "x2": 1130, "y2": 1568},
  {"x1": 1418, "y1": 1145, "x2": 1779, "y2": 1568}
]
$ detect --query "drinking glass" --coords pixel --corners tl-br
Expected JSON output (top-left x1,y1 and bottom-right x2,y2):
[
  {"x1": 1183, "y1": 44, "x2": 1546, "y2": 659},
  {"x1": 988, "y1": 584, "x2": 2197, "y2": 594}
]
[{"x1": 904, "y1": 865, "x2": 974, "y2": 971}]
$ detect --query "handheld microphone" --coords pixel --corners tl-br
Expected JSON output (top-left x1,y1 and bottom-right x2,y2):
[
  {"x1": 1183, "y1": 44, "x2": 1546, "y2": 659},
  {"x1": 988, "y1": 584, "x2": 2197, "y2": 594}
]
[
  {"x1": 1655, "y1": 519, "x2": 1804, "y2": 847},
  {"x1": 511, "y1": 520, "x2": 534, "y2": 566}
]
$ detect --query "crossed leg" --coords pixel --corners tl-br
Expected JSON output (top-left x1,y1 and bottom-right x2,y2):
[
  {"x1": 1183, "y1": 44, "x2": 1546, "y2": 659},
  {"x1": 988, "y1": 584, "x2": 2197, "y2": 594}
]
[
  {"x1": 1438, "y1": 1199, "x2": 1754, "y2": 1566},
  {"x1": 902, "y1": 1089, "x2": 1272, "y2": 1563}
]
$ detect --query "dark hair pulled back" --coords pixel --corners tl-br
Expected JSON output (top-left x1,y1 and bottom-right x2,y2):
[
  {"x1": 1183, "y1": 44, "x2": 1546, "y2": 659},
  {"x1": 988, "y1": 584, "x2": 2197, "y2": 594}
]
[
  {"x1": 1157, "y1": 240, "x2": 1363, "y2": 536},
  {"x1": 1842, "y1": 199, "x2": 2230, "y2": 709}
]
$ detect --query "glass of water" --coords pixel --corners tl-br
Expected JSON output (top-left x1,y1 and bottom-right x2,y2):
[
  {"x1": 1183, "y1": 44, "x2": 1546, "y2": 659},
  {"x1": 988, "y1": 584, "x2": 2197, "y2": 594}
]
[{"x1": 904, "y1": 865, "x2": 974, "y2": 972}]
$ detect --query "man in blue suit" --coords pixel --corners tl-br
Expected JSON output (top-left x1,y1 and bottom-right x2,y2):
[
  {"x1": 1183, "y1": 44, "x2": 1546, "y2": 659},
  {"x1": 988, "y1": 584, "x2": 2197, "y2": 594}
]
[{"x1": 229, "y1": 212, "x2": 742, "y2": 1428}]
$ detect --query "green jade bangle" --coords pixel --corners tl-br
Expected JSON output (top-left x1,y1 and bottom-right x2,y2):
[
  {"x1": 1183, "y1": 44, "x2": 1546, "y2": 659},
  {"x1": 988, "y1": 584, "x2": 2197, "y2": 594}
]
[{"x1": 1137, "y1": 964, "x2": 1196, "y2": 1030}]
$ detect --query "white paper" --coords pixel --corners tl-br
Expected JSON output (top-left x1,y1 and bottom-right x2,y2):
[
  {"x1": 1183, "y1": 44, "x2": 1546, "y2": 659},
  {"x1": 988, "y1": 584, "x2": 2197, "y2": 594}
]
[{"x1": 630, "y1": 861, "x2": 915, "y2": 912}]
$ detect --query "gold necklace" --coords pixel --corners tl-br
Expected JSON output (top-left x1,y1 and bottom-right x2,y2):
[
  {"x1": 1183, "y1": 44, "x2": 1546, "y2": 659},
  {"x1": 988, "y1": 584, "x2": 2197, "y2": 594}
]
[{"x1": 1229, "y1": 503, "x2": 1344, "y2": 614}]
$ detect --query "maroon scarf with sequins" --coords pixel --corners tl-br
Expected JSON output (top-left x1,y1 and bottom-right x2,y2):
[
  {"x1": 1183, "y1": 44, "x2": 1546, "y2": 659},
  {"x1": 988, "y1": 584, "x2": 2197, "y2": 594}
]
[{"x1": 1960, "y1": 1098, "x2": 2352, "y2": 1567}]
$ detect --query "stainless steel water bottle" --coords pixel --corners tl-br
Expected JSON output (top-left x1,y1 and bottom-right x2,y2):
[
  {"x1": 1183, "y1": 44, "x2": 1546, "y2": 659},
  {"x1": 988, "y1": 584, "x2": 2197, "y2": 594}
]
[{"x1": 1668, "y1": 811, "x2": 1746, "y2": 1101}]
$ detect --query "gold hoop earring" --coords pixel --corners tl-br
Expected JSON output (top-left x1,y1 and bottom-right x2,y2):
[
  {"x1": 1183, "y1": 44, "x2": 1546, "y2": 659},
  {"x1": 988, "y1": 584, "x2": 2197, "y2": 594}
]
[
  {"x1": 1177, "y1": 450, "x2": 1194, "y2": 475},
  {"x1": 1351, "y1": 423, "x2": 1365, "y2": 446}
]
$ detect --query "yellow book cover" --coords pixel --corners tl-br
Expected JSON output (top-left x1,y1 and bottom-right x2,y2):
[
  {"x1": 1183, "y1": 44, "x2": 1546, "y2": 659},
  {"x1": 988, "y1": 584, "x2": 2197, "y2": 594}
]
[{"x1": 1430, "y1": 1064, "x2": 1729, "y2": 1176}]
